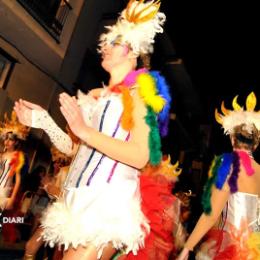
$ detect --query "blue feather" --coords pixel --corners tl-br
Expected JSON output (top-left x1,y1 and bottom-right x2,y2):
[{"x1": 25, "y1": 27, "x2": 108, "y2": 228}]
[
  {"x1": 215, "y1": 153, "x2": 233, "y2": 189},
  {"x1": 150, "y1": 71, "x2": 171, "y2": 136}
]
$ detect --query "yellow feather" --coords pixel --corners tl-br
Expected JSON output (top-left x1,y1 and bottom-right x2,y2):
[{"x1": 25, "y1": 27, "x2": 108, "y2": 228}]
[
  {"x1": 221, "y1": 101, "x2": 230, "y2": 116},
  {"x1": 17, "y1": 151, "x2": 25, "y2": 173},
  {"x1": 137, "y1": 73, "x2": 165, "y2": 113},
  {"x1": 160, "y1": 156, "x2": 182, "y2": 179},
  {"x1": 172, "y1": 160, "x2": 179, "y2": 169},
  {"x1": 247, "y1": 233, "x2": 260, "y2": 259},
  {"x1": 215, "y1": 109, "x2": 223, "y2": 125},
  {"x1": 149, "y1": 96, "x2": 165, "y2": 113},
  {"x1": 246, "y1": 92, "x2": 257, "y2": 111},
  {"x1": 126, "y1": 0, "x2": 161, "y2": 24},
  {"x1": 208, "y1": 157, "x2": 216, "y2": 177},
  {"x1": 232, "y1": 95, "x2": 242, "y2": 111}
]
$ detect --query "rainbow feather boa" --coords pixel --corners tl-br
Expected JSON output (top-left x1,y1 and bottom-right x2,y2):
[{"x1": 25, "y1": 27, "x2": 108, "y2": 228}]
[
  {"x1": 122, "y1": 69, "x2": 171, "y2": 165},
  {"x1": 202, "y1": 150, "x2": 255, "y2": 214},
  {"x1": 9, "y1": 151, "x2": 25, "y2": 177}
]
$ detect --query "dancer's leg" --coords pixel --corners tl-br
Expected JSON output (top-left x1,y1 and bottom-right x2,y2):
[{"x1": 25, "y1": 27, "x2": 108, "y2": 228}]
[
  {"x1": 24, "y1": 227, "x2": 44, "y2": 259},
  {"x1": 62, "y1": 245, "x2": 98, "y2": 260},
  {"x1": 63, "y1": 243, "x2": 116, "y2": 260},
  {"x1": 100, "y1": 243, "x2": 116, "y2": 260}
]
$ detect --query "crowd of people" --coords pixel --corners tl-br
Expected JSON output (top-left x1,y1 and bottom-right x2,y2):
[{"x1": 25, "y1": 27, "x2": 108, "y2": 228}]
[{"x1": 0, "y1": 1, "x2": 259, "y2": 260}]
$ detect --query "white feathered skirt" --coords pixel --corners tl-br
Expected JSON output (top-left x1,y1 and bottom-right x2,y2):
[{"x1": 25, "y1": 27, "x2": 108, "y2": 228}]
[{"x1": 40, "y1": 178, "x2": 149, "y2": 258}]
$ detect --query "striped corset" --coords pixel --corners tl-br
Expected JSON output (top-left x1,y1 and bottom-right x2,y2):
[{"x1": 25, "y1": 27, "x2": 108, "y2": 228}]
[{"x1": 64, "y1": 93, "x2": 138, "y2": 189}]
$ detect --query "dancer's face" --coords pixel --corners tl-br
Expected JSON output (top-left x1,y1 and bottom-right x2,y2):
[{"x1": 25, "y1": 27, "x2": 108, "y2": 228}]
[
  {"x1": 101, "y1": 43, "x2": 132, "y2": 72},
  {"x1": 4, "y1": 132, "x2": 17, "y2": 151}
]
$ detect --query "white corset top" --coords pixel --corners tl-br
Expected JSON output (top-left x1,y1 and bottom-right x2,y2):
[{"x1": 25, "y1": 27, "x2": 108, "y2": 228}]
[
  {"x1": 223, "y1": 192, "x2": 260, "y2": 232},
  {"x1": 64, "y1": 91, "x2": 138, "y2": 189}
]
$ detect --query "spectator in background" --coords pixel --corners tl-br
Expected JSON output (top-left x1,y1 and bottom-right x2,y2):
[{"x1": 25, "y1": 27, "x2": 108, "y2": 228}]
[
  {"x1": 23, "y1": 146, "x2": 71, "y2": 260},
  {"x1": 0, "y1": 111, "x2": 30, "y2": 243},
  {"x1": 23, "y1": 165, "x2": 46, "y2": 193}
]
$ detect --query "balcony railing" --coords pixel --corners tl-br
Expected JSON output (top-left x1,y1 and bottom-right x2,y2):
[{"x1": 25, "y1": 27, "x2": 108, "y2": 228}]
[{"x1": 17, "y1": 0, "x2": 72, "y2": 43}]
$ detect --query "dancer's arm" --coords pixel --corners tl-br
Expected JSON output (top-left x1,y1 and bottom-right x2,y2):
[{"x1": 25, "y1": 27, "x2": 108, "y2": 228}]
[
  {"x1": 60, "y1": 90, "x2": 150, "y2": 169},
  {"x1": 177, "y1": 186, "x2": 230, "y2": 260},
  {"x1": 14, "y1": 100, "x2": 76, "y2": 156},
  {"x1": 6, "y1": 171, "x2": 21, "y2": 210}
]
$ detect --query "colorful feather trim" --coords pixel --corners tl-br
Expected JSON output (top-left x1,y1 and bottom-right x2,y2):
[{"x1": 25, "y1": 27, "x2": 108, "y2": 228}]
[
  {"x1": 215, "y1": 153, "x2": 233, "y2": 189},
  {"x1": 247, "y1": 232, "x2": 260, "y2": 259},
  {"x1": 228, "y1": 152, "x2": 240, "y2": 193},
  {"x1": 119, "y1": 69, "x2": 171, "y2": 166},
  {"x1": 150, "y1": 71, "x2": 171, "y2": 136},
  {"x1": 145, "y1": 106, "x2": 162, "y2": 165},
  {"x1": 237, "y1": 150, "x2": 254, "y2": 176},
  {"x1": 202, "y1": 151, "x2": 255, "y2": 214},
  {"x1": 137, "y1": 73, "x2": 166, "y2": 113},
  {"x1": 123, "y1": 68, "x2": 147, "y2": 87},
  {"x1": 8, "y1": 151, "x2": 25, "y2": 177},
  {"x1": 202, "y1": 155, "x2": 223, "y2": 214},
  {"x1": 120, "y1": 87, "x2": 134, "y2": 131}
]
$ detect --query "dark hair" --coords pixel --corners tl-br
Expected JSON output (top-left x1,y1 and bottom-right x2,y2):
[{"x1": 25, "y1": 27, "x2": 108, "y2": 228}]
[
  {"x1": 232, "y1": 124, "x2": 259, "y2": 151},
  {"x1": 5, "y1": 132, "x2": 20, "y2": 149},
  {"x1": 137, "y1": 53, "x2": 151, "y2": 69},
  {"x1": 6, "y1": 132, "x2": 18, "y2": 140}
]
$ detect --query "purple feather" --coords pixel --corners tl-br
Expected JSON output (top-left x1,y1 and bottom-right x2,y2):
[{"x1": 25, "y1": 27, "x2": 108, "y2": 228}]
[{"x1": 228, "y1": 152, "x2": 240, "y2": 193}]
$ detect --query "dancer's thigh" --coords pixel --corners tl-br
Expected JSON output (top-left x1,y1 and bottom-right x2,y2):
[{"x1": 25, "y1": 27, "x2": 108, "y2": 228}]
[{"x1": 63, "y1": 244, "x2": 98, "y2": 260}]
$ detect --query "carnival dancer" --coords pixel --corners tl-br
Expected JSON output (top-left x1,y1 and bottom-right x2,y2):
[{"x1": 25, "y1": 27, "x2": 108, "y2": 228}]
[
  {"x1": 0, "y1": 111, "x2": 29, "y2": 242},
  {"x1": 14, "y1": 1, "x2": 172, "y2": 259},
  {"x1": 23, "y1": 145, "x2": 71, "y2": 260},
  {"x1": 178, "y1": 92, "x2": 260, "y2": 260},
  {"x1": 0, "y1": 111, "x2": 28, "y2": 211}
]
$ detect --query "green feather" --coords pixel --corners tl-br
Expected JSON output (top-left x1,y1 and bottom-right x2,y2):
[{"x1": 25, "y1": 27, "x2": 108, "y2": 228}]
[
  {"x1": 201, "y1": 155, "x2": 223, "y2": 214},
  {"x1": 145, "y1": 106, "x2": 162, "y2": 165}
]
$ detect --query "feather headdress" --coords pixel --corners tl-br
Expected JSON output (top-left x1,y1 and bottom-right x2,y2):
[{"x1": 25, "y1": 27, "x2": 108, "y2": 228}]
[
  {"x1": 0, "y1": 111, "x2": 30, "y2": 140},
  {"x1": 215, "y1": 92, "x2": 260, "y2": 135},
  {"x1": 160, "y1": 155, "x2": 182, "y2": 178},
  {"x1": 99, "y1": 0, "x2": 166, "y2": 55},
  {"x1": 141, "y1": 155, "x2": 182, "y2": 181}
]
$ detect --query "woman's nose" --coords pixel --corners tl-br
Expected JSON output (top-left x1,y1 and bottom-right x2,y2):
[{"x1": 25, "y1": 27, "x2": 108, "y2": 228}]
[
  {"x1": 102, "y1": 47, "x2": 108, "y2": 55},
  {"x1": 102, "y1": 44, "x2": 110, "y2": 55}
]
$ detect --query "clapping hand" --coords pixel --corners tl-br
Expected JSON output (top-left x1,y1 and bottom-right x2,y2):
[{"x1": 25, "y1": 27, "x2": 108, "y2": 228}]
[
  {"x1": 14, "y1": 99, "x2": 45, "y2": 127},
  {"x1": 59, "y1": 93, "x2": 89, "y2": 141}
]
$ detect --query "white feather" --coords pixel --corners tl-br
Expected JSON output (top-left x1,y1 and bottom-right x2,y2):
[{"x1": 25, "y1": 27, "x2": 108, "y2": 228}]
[{"x1": 99, "y1": 1, "x2": 166, "y2": 55}]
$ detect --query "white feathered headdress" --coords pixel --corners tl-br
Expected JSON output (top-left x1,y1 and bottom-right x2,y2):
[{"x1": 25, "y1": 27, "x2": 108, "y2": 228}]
[
  {"x1": 215, "y1": 92, "x2": 260, "y2": 135},
  {"x1": 99, "y1": 0, "x2": 166, "y2": 55}
]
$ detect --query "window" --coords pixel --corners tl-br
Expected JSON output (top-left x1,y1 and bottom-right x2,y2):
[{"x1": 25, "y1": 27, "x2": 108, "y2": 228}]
[
  {"x1": 0, "y1": 49, "x2": 17, "y2": 90},
  {"x1": 17, "y1": 0, "x2": 72, "y2": 42}
]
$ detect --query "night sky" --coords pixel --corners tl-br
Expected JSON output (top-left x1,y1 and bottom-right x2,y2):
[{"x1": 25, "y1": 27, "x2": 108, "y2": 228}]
[
  {"x1": 157, "y1": 1, "x2": 260, "y2": 161},
  {"x1": 161, "y1": 0, "x2": 259, "y2": 106}
]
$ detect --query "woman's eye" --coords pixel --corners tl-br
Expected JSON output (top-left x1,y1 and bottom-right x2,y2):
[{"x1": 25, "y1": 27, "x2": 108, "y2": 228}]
[{"x1": 111, "y1": 41, "x2": 120, "y2": 46}]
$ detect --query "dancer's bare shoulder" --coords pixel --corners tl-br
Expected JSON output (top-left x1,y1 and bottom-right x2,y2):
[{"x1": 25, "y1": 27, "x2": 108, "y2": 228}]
[
  {"x1": 240, "y1": 160, "x2": 260, "y2": 195},
  {"x1": 252, "y1": 160, "x2": 260, "y2": 174}
]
